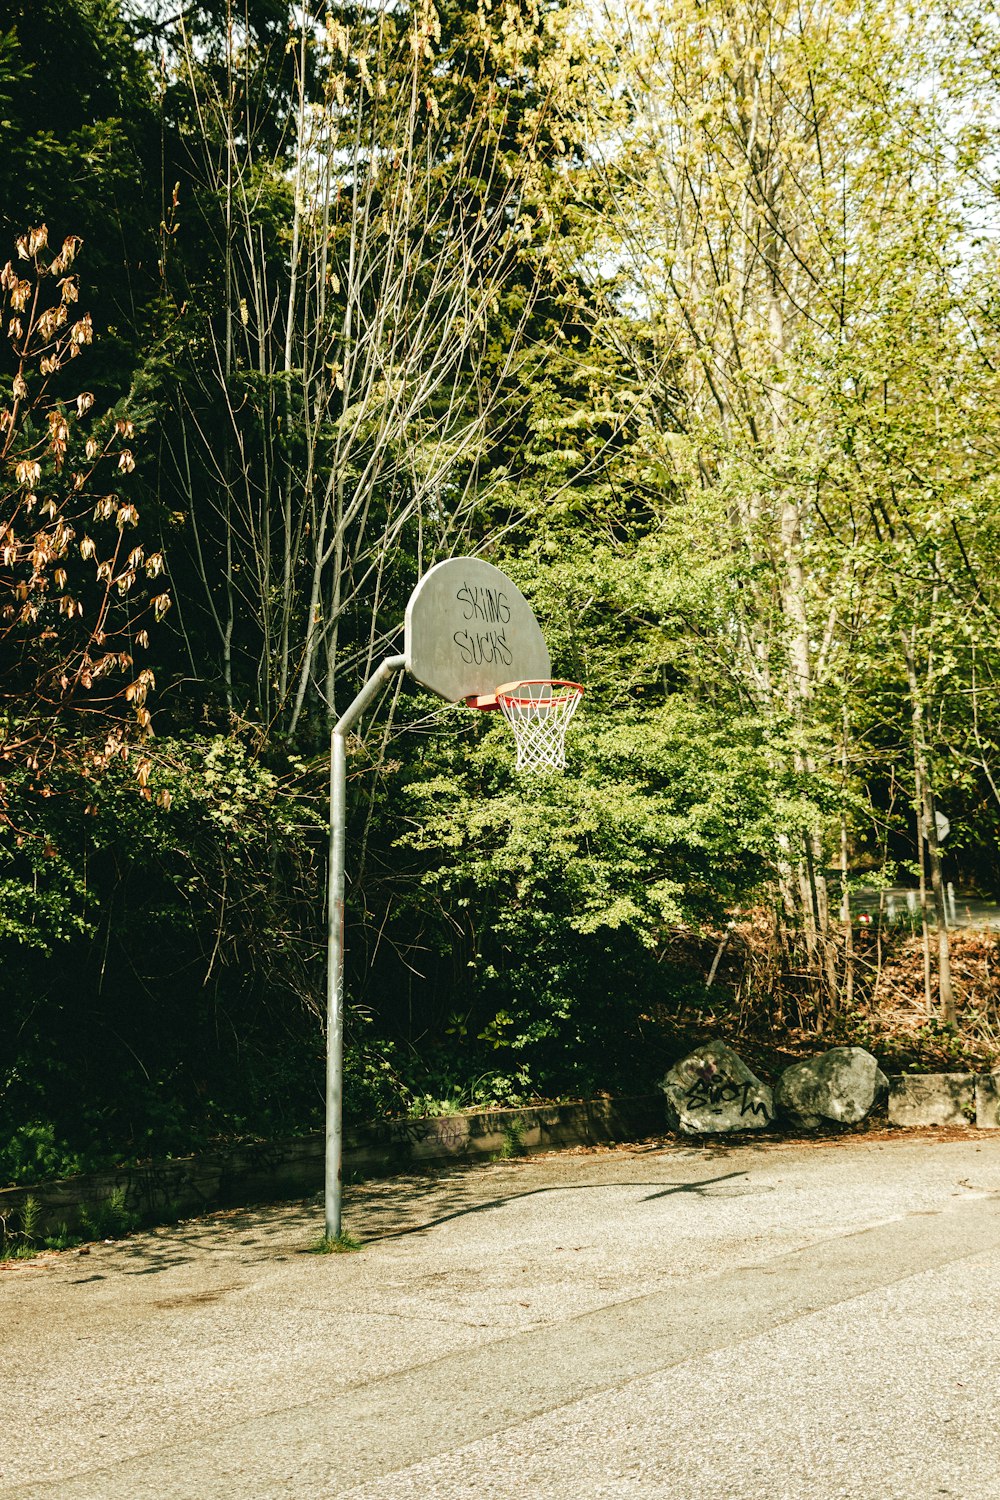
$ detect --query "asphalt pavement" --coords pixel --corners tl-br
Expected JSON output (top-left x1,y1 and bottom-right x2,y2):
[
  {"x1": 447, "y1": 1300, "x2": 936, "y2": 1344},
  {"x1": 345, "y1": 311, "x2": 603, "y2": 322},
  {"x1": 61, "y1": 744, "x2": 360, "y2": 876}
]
[{"x1": 3, "y1": 1131, "x2": 1000, "y2": 1499}]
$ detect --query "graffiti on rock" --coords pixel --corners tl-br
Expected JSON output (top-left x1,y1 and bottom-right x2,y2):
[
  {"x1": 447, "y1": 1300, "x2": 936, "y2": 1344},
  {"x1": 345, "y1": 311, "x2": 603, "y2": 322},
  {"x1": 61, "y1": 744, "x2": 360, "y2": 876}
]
[{"x1": 685, "y1": 1065, "x2": 771, "y2": 1121}]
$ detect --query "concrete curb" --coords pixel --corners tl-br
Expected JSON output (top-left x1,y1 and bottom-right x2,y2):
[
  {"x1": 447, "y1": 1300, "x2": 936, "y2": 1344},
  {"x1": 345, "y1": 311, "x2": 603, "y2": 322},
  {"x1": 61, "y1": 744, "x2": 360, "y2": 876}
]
[
  {"x1": 885, "y1": 1070, "x2": 1000, "y2": 1128},
  {"x1": 0, "y1": 1095, "x2": 666, "y2": 1242},
  {"x1": 976, "y1": 1072, "x2": 1000, "y2": 1128},
  {"x1": 887, "y1": 1073, "x2": 978, "y2": 1128}
]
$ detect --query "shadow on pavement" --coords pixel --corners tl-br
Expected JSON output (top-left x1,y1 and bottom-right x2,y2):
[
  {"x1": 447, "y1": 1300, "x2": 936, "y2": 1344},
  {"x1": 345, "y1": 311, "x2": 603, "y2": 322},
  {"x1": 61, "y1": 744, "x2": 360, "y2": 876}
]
[
  {"x1": 105, "y1": 1158, "x2": 759, "y2": 1271},
  {"x1": 115, "y1": 1199, "x2": 318, "y2": 1274},
  {"x1": 360, "y1": 1170, "x2": 751, "y2": 1242}
]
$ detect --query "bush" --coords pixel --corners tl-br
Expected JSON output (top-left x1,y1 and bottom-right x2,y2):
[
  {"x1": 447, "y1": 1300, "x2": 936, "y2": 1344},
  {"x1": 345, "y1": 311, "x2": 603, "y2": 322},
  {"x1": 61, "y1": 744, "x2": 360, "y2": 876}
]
[
  {"x1": 0, "y1": 734, "x2": 327, "y2": 1184},
  {"x1": 346, "y1": 695, "x2": 778, "y2": 1101}
]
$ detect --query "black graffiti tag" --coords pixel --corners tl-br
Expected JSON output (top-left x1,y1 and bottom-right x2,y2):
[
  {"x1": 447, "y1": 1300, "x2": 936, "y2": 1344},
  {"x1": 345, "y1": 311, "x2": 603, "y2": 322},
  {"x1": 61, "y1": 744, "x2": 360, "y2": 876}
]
[
  {"x1": 685, "y1": 1072, "x2": 770, "y2": 1121},
  {"x1": 456, "y1": 582, "x2": 512, "y2": 626},
  {"x1": 452, "y1": 627, "x2": 514, "y2": 669},
  {"x1": 452, "y1": 580, "x2": 514, "y2": 672}
]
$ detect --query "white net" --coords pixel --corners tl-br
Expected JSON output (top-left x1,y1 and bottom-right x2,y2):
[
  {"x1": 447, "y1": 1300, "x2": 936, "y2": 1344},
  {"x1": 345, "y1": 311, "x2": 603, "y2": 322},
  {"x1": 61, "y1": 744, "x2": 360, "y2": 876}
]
[{"x1": 497, "y1": 681, "x2": 584, "y2": 773}]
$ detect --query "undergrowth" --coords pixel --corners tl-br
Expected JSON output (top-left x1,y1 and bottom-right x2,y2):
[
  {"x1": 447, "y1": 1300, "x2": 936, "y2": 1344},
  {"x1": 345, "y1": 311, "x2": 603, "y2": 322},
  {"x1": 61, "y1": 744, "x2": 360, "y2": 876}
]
[{"x1": 0, "y1": 1187, "x2": 138, "y2": 1260}]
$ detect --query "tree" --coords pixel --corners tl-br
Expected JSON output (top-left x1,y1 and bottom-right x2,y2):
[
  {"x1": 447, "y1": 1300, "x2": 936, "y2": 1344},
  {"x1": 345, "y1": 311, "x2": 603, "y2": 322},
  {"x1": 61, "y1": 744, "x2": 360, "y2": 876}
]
[
  {"x1": 0, "y1": 0, "x2": 160, "y2": 395},
  {"x1": 544, "y1": 0, "x2": 999, "y2": 1022},
  {"x1": 0, "y1": 229, "x2": 168, "y2": 786},
  {"x1": 153, "y1": 0, "x2": 578, "y2": 739}
]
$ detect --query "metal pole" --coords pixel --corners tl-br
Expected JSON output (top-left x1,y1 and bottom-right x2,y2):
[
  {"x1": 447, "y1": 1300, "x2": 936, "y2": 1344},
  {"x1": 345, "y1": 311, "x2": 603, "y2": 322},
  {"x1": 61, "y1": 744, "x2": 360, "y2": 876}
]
[
  {"x1": 326, "y1": 726, "x2": 347, "y2": 1241},
  {"x1": 326, "y1": 655, "x2": 406, "y2": 1241}
]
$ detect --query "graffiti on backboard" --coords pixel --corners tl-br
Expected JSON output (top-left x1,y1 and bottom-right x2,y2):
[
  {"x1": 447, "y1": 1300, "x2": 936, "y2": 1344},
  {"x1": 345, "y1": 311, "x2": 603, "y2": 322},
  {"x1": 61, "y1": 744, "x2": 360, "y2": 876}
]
[{"x1": 452, "y1": 581, "x2": 514, "y2": 669}]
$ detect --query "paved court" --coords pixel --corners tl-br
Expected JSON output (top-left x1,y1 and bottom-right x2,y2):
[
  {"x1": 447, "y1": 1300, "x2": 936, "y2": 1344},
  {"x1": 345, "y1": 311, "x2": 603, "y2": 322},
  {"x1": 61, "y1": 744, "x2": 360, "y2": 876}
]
[{"x1": 3, "y1": 1131, "x2": 1000, "y2": 1499}]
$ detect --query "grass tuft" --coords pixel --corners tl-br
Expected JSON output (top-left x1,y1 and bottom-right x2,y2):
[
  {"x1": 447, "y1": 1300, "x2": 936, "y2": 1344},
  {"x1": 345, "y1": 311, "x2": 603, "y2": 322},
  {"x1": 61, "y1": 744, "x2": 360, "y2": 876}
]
[
  {"x1": 310, "y1": 1231, "x2": 362, "y2": 1254},
  {"x1": 492, "y1": 1117, "x2": 526, "y2": 1161}
]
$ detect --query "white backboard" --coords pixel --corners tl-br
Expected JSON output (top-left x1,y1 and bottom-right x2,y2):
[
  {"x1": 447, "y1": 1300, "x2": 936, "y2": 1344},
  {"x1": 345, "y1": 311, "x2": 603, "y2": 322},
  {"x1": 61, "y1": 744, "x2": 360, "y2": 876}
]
[{"x1": 404, "y1": 557, "x2": 551, "y2": 703}]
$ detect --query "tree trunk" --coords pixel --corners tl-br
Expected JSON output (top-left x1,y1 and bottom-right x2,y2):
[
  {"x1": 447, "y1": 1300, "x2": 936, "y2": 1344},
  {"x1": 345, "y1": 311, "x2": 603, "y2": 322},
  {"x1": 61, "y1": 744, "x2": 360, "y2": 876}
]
[
  {"x1": 840, "y1": 720, "x2": 854, "y2": 1014},
  {"x1": 913, "y1": 744, "x2": 933, "y2": 1015},
  {"x1": 902, "y1": 629, "x2": 954, "y2": 1026},
  {"x1": 922, "y1": 776, "x2": 956, "y2": 1027}
]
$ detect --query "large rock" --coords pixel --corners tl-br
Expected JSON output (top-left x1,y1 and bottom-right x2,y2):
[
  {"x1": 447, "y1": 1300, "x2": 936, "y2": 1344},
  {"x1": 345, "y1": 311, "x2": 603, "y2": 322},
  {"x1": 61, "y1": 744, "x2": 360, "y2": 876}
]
[
  {"x1": 775, "y1": 1047, "x2": 888, "y2": 1129},
  {"x1": 661, "y1": 1040, "x2": 773, "y2": 1134}
]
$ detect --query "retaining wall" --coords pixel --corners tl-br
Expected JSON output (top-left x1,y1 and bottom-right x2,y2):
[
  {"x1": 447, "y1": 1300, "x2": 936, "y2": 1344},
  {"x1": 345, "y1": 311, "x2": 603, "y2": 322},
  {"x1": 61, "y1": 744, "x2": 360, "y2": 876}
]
[
  {"x1": 6, "y1": 1075, "x2": 1000, "y2": 1245},
  {"x1": 0, "y1": 1095, "x2": 666, "y2": 1241},
  {"x1": 887, "y1": 1070, "x2": 1000, "y2": 1129}
]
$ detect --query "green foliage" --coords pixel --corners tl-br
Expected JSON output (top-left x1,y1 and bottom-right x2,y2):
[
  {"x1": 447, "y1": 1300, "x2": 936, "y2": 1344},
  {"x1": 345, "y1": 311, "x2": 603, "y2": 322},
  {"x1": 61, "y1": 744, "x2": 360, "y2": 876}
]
[
  {"x1": 42, "y1": 1221, "x2": 82, "y2": 1251},
  {"x1": 0, "y1": 1121, "x2": 84, "y2": 1185},
  {"x1": 0, "y1": 733, "x2": 327, "y2": 1185},
  {"x1": 19, "y1": 1192, "x2": 39, "y2": 1243},
  {"x1": 344, "y1": 678, "x2": 787, "y2": 1102},
  {"x1": 403, "y1": 699, "x2": 776, "y2": 945},
  {"x1": 10, "y1": 0, "x2": 1000, "y2": 1182},
  {"x1": 0, "y1": 0, "x2": 160, "y2": 392},
  {"x1": 0, "y1": 1185, "x2": 135, "y2": 1259},
  {"x1": 493, "y1": 1117, "x2": 526, "y2": 1160},
  {"x1": 78, "y1": 1186, "x2": 137, "y2": 1240},
  {"x1": 0, "y1": 1193, "x2": 42, "y2": 1259}
]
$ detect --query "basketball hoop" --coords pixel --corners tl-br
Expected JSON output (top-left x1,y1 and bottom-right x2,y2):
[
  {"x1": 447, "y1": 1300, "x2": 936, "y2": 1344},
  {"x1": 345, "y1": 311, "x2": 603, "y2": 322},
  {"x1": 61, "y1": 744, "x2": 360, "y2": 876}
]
[
  {"x1": 496, "y1": 680, "x2": 584, "y2": 773},
  {"x1": 326, "y1": 563, "x2": 578, "y2": 1240}
]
